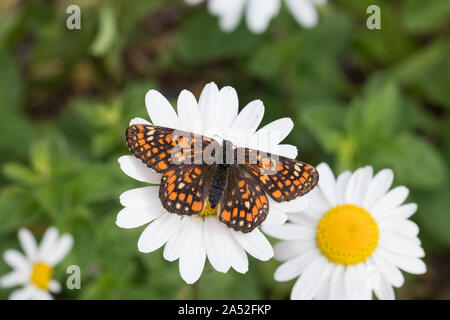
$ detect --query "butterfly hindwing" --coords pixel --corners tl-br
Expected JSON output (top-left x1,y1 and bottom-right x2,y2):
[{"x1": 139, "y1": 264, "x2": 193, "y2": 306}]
[
  {"x1": 239, "y1": 148, "x2": 319, "y2": 202},
  {"x1": 219, "y1": 166, "x2": 269, "y2": 233},
  {"x1": 126, "y1": 124, "x2": 214, "y2": 173},
  {"x1": 160, "y1": 164, "x2": 216, "y2": 215}
]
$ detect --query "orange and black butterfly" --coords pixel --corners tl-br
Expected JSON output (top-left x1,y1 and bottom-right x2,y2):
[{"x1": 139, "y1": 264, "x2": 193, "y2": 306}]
[{"x1": 126, "y1": 124, "x2": 319, "y2": 233}]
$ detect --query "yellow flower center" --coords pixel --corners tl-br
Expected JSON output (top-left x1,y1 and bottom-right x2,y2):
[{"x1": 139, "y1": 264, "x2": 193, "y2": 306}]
[
  {"x1": 30, "y1": 262, "x2": 53, "y2": 290},
  {"x1": 200, "y1": 201, "x2": 218, "y2": 217},
  {"x1": 316, "y1": 204, "x2": 379, "y2": 265}
]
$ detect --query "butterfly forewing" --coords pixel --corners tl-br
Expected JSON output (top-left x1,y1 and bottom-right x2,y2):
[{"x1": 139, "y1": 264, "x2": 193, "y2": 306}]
[
  {"x1": 239, "y1": 148, "x2": 319, "y2": 202},
  {"x1": 219, "y1": 166, "x2": 269, "y2": 233},
  {"x1": 126, "y1": 124, "x2": 214, "y2": 173}
]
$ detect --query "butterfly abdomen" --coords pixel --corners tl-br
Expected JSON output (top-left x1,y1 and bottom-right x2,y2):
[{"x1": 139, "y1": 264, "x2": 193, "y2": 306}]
[{"x1": 208, "y1": 164, "x2": 229, "y2": 208}]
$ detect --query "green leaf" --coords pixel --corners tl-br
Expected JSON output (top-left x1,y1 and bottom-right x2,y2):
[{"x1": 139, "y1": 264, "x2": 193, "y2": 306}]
[
  {"x1": 90, "y1": 5, "x2": 117, "y2": 57},
  {"x1": 416, "y1": 188, "x2": 450, "y2": 246},
  {"x1": 2, "y1": 162, "x2": 38, "y2": 185},
  {"x1": 176, "y1": 13, "x2": 261, "y2": 64},
  {"x1": 300, "y1": 102, "x2": 346, "y2": 153},
  {"x1": 401, "y1": 0, "x2": 450, "y2": 33},
  {"x1": 373, "y1": 134, "x2": 447, "y2": 190}
]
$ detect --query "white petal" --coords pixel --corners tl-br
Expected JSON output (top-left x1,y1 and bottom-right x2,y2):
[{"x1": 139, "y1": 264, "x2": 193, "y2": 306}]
[
  {"x1": 287, "y1": 211, "x2": 318, "y2": 226},
  {"x1": 145, "y1": 90, "x2": 179, "y2": 128},
  {"x1": 8, "y1": 286, "x2": 34, "y2": 300},
  {"x1": 198, "y1": 82, "x2": 219, "y2": 137},
  {"x1": 274, "y1": 248, "x2": 320, "y2": 281},
  {"x1": 378, "y1": 219, "x2": 419, "y2": 237},
  {"x1": 378, "y1": 231, "x2": 425, "y2": 258},
  {"x1": 38, "y1": 227, "x2": 59, "y2": 262},
  {"x1": 18, "y1": 228, "x2": 38, "y2": 262},
  {"x1": 210, "y1": 0, "x2": 246, "y2": 32},
  {"x1": 163, "y1": 217, "x2": 189, "y2": 262},
  {"x1": 203, "y1": 217, "x2": 232, "y2": 273},
  {"x1": 176, "y1": 89, "x2": 202, "y2": 134},
  {"x1": 345, "y1": 166, "x2": 373, "y2": 205},
  {"x1": 273, "y1": 239, "x2": 316, "y2": 261},
  {"x1": 362, "y1": 169, "x2": 394, "y2": 209},
  {"x1": 270, "y1": 195, "x2": 309, "y2": 213},
  {"x1": 285, "y1": 0, "x2": 319, "y2": 28},
  {"x1": 138, "y1": 213, "x2": 182, "y2": 253},
  {"x1": 119, "y1": 186, "x2": 162, "y2": 208},
  {"x1": 305, "y1": 187, "x2": 330, "y2": 214},
  {"x1": 215, "y1": 86, "x2": 239, "y2": 133},
  {"x1": 380, "y1": 203, "x2": 417, "y2": 220},
  {"x1": 290, "y1": 256, "x2": 331, "y2": 299},
  {"x1": 373, "y1": 274, "x2": 395, "y2": 300},
  {"x1": 335, "y1": 170, "x2": 351, "y2": 205},
  {"x1": 246, "y1": 0, "x2": 280, "y2": 33},
  {"x1": 185, "y1": 0, "x2": 204, "y2": 5},
  {"x1": 377, "y1": 248, "x2": 426, "y2": 274},
  {"x1": 3, "y1": 249, "x2": 29, "y2": 272},
  {"x1": 179, "y1": 217, "x2": 206, "y2": 284},
  {"x1": 371, "y1": 186, "x2": 409, "y2": 219},
  {"x1": 262, "y1": 205, "x2": 287, "y2": 226},
  {"x1": 371, "y1": 251, "x2": 404, "y2": 287},
  {"x1": 228, "y1": 230, "x2": 249, "y2": 273},
  {"x1": 31, "y1": 288, "x2": 53, "y2": 300},
  {"x1": 229, "y1": 100, "x2": 264, "y2": 141},
  {"x1": 49, "y1": 280, "x2": 61, "y2": 293},
  {"x1": 118, "y1": 155, "x2": 162, "y2": 184},
  {"x1": 328, "y1": 264, "x2": 346, "y2": 299},
  {"x1": 0, "y1": 271, "x2": 27, "y2": 288},
  {"x1": 116, "y1": 207, "x2": 162, "y2": 229},
  {"x1": 129, "y1": 117, "x2": 151, "y2": 126},
  {"x1": 316, "y1": 163, "x2": 338, "y2": 207},
  {"x1": 252, "y1": 118, "x2": 293, "y2": 147},
  {"x1": 344, "y1": 264, "x2": 371, "y2": 300},
  {"x1": 232, "y1": 228, "x2": 273, "y2": 261},
  {"x1": 47, "y1": 234, "x2": 73, "y2": 266},
  {"x1": 276, "y1": 144, "x2": 298, "y2": 159},
  {"x1": 262, "y1": 223, "x2": 315, "y2": 240}
]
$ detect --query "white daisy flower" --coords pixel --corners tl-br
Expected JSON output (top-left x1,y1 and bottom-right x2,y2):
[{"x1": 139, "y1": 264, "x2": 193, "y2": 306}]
[
  {"x1": 264, "y1": 163, "x2": 427, "y2": 300},
  {"x1": 185, "y1": 0, "x2": 325, "y2": 33},
  {"x1": 116, "y1": 82, "x2": 309, "y2": 284},
  {"x1": 0, "y1": 227, "x2": 74, "y2": 300}
]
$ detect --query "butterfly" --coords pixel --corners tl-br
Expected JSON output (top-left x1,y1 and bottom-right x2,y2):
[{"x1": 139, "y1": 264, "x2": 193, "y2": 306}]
[{"x1": 126, "y1": 124, "x2": 319, "y2": 233}]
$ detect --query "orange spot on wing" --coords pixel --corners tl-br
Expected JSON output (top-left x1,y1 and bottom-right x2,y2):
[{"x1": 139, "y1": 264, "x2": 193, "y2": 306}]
[
  {"x1": 260, "y1": 175, "x2": 269, "y2": 184},
  {"x1": 221, "y1": 210, "x2": 231, "y2": 221},
  {"x1": 194, "y1": 168, "x2": 202, "y2": 175},
  {"x1": 240, "y1": 210, "x2": 245, "y2": 218},
  {"x1": 187, "y1": 194, "x2": 193, "y2": 204},
  {"x1": 137, "y1": 133, "x2": 144, "y2": 139},
  {"x1": 169, "y1": 193, "x2": 177, "y2": 200},
  {"x1": 246, "y1": 213, "x2": 253, "y2": 222},
  {"x1": 157, "y1": 161, "x2": 168, "y2": 170},
  {"x1": 167, "y1": 184, "x2": 175, "y2": 193},
  {"x1": 232, "y1": 208, "x2": 238, "y2": 217},
  {"x1": 168, "y1": 175, "x2": 177, "y2": 184},
  {"x1": 300, "y1": 177, "x2": 306, "y2": 184},
  {"x1": 238, "y1": 180, "x2": 245, "y2": 188},
  {"x1": 192, "y1": 201, "x2": 202, "y2": 211},
  {"x1": 260, "y1": 195, "x2": 267, "y2": 204},
  {"x1": 179, "y1": 193, "x2": 186, "y2": 201},
  {"x1": 272, "y1": 190, "x2": 282, "y2": 198}
]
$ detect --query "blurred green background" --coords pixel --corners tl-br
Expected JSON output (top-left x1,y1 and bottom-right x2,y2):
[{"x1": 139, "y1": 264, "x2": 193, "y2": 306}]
[{"x1": 0, "y1": 0, "x2": 449, "y2": 299}]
